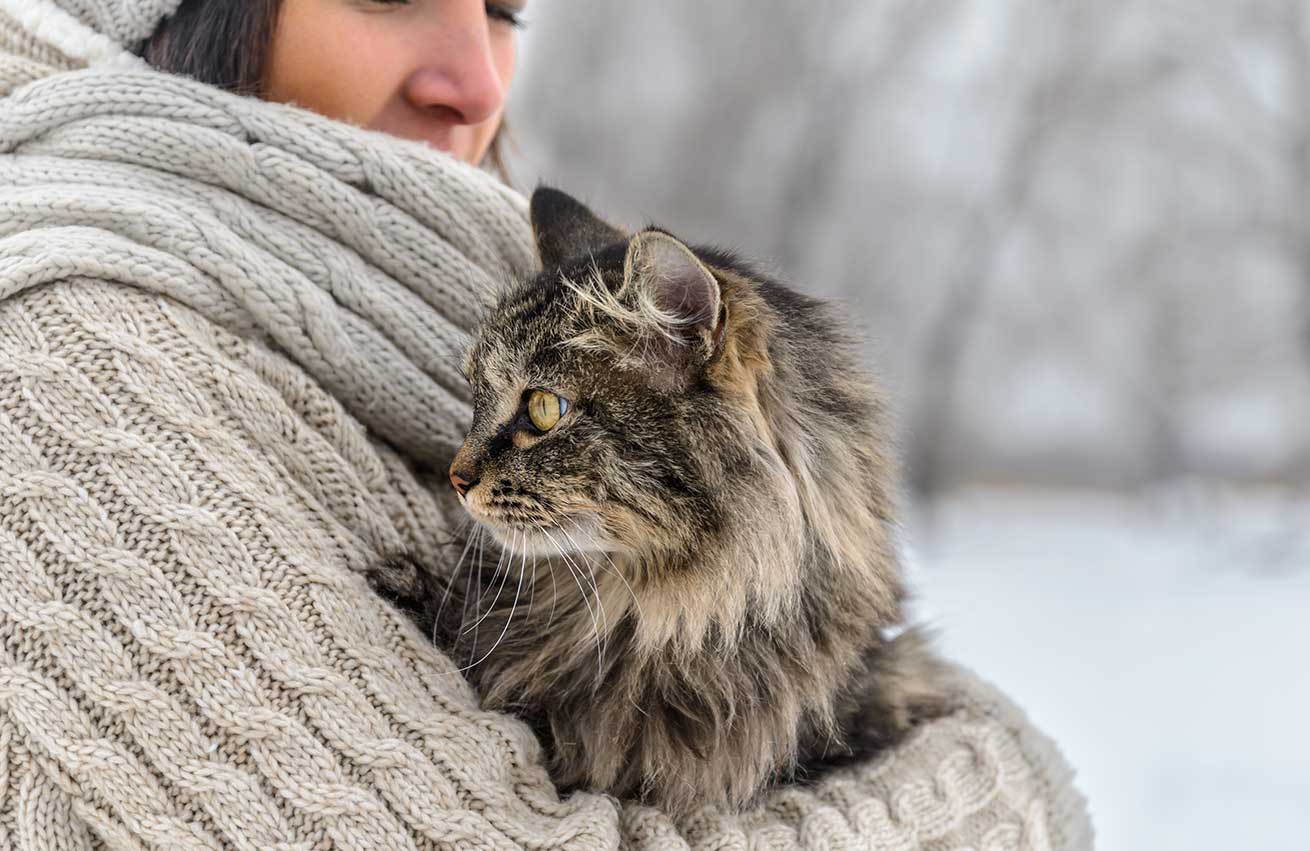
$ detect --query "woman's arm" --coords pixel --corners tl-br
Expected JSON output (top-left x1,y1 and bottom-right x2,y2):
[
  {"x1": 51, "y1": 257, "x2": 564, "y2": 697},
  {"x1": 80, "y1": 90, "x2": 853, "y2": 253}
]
[{"x1": 0, "y1": 278, "x2": 620, "y2": 849}]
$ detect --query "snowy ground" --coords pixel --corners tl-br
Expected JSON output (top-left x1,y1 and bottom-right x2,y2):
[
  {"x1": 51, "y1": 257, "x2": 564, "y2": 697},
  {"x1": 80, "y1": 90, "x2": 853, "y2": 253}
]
[{"x1": 905, "y1": 485, "x2": 1310, "y2": 851}]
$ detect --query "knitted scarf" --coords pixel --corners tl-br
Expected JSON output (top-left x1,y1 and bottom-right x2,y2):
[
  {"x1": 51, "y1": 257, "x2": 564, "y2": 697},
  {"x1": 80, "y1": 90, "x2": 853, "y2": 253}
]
[
  {"x1": 0, "y1": 2, "x2": 1092, "y2": 848},
  {"x1": 1, "y1": 0, "x2": 536, "y2": 469}
]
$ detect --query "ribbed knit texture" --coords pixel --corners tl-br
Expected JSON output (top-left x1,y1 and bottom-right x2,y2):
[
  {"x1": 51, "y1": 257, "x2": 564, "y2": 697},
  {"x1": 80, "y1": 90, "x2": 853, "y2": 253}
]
[{"x1": 0, "y1": 3, "x2": 1093, "y2": 848}]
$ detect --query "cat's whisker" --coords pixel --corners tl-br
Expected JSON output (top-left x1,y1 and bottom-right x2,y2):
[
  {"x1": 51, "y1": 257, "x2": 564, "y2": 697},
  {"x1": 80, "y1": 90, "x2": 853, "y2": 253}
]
[
  {"x1": 438, "y1": 514, "x2": 474, "y2": 547},
  {"x1": 455, "y1": 534, "x2": 527, "y2": 674},
  {"x1": 433, "y1": 521, "x2": 482, "y2": 645},
  {"x1": 465, "y1": 528, "x2": 516, "y2": 636},
  {"x1": 475, "y1": 521, "x2": 486, "y2": 572},
  {"x1": 544, "y1": 534, "x2": 605, "y2": 680},
  {"x1": 466, "y1": 544, "x2": 483, "y2": 666},
  {"x1": 560, "y1": 518, "x2": 643, "y2": 623},
  {"x1": 598, "y1": 551, "x2": 643, "y2": 622},
  {"x1": 468, "y1": 527, "x2": 508, "y2": 664},
  {"x1": 525, "y1": 535, "x2": 536, "y2": 618},
  {"x1": 553, "y1": 525, "x2": 613, "y2": 659},
  {"x1": 516, "y1": 535, "x2": 531, "y2": 637},
  {"x1": 582, "y1": 554, "x2": 609, "y2": 661},
  {"x1": 543, "y1": 529, "x2": 560, "y2": 628},
  {"x1": 460, "y1": 524, "x2": 484, "y2": 652},
  {"x1": 542, "y1": 528, "x2": 605, "y2": 680},
  {"x1": 546, "y1": 529, "x2": 607, "y2": 654}
]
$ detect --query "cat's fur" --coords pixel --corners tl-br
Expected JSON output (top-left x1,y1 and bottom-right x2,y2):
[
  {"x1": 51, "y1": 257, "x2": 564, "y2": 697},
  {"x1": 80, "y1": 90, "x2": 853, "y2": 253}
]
[{"x1": 372, "y1": 187, "x2": 947, "y2": 815}]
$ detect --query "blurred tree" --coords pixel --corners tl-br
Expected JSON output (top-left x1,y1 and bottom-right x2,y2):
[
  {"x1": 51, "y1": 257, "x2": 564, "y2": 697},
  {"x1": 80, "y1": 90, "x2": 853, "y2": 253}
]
[{"x1": 512, "y1": 0, "x2": 1310, "y2": 493}]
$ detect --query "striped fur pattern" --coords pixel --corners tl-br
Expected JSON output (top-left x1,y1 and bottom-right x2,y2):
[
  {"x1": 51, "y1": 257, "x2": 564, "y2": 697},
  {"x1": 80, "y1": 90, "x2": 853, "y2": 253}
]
[{"x1": 373, "y1": 188, "x2": 946, "y2": 815}]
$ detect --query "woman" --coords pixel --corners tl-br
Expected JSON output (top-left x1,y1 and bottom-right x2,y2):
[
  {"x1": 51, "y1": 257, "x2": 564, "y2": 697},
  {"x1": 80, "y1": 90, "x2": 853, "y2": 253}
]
[{"x1": 0, "y1": 1, "x2": 1092, "y2": 848}]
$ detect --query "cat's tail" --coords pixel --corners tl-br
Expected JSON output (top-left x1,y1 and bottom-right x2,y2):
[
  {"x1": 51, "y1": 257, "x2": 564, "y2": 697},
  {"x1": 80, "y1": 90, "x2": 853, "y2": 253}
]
[
  {"x1": 797, "y1": 624, "x2": 953, "y2": 778},
  {"x1": 873, "y1": 624, "x2": 955, "y2": 732}
]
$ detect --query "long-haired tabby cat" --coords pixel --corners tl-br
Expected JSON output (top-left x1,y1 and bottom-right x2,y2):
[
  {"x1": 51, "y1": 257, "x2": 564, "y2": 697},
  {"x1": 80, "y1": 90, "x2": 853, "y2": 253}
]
[{"x1": 372, "y1": 187, "x2": 947, "y2": 815}]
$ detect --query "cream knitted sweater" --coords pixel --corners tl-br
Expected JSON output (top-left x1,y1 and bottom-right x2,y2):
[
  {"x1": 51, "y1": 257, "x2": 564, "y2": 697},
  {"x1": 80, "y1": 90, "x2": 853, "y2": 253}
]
[{"x1": 0, "y1": 2, "x2": 1092, "y2": 848}]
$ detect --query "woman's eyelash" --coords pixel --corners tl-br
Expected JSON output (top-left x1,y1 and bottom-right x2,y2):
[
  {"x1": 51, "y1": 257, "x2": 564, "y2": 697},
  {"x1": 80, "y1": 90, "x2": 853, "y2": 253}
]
[
  {"x1": 486, "y1": 3, "x2": 527, "y2": 29},
  {"x1": 366, "y1": 0, "x2": 525, "y2": 28}
]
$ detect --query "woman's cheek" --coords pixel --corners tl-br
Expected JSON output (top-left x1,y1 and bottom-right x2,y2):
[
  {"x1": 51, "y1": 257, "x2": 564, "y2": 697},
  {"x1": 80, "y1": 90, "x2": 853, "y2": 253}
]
[{"x1": 264, "y1": 3, "x2": 408, "y2": 127}]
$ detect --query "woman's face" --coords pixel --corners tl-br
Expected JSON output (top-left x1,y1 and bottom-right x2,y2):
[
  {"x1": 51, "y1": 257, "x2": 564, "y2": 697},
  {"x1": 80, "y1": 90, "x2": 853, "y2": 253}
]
[{"x1": 263, "y1": 0, "x2": 523, "y2": 164}]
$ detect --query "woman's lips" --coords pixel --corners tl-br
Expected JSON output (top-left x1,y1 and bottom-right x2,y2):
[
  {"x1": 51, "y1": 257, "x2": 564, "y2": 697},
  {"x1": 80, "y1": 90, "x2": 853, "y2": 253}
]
[{"x1": 423, "y1": 130, "x2": 455, "y2": 154}]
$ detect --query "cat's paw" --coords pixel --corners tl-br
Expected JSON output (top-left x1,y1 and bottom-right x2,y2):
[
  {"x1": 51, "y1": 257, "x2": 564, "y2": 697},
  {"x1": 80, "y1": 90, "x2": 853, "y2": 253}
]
[{"x1": 366, "y1": 553, "x2": 424, "y2": 605}]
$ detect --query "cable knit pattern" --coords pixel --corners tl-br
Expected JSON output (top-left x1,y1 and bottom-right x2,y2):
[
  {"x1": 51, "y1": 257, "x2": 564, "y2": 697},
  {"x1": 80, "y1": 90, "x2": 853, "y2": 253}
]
[{"x1": 0, "y1": 3, "x2": 1092, "y2": 848}]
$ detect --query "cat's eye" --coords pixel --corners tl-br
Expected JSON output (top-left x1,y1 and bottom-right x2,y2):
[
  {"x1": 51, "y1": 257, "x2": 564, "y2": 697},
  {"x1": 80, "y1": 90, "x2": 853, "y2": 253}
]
[{"x1": 527, "y1": 390, "x2": 569, "y2": 431}]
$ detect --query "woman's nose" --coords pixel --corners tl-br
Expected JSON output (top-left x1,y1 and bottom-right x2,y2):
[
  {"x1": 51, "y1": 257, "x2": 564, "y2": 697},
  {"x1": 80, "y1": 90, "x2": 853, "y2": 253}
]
[{"x1": 403, "y1": 8, "x2": 506, "y2": 126}]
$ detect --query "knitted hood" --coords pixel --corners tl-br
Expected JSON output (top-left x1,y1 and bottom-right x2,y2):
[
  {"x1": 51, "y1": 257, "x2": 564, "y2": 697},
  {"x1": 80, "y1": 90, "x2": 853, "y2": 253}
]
[
  {"x1": 40, "y1": 0, "x2": 181, "y2": 47},
  {"x1": 0, "y1": 0, "x2": 178, "y2": 68}
]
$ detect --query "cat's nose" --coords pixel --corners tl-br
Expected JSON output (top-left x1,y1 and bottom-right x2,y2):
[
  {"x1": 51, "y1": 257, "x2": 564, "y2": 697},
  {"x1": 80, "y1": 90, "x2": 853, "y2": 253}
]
[{"x1": 449, "y1": 467, "x2": 479, "y2": 498}]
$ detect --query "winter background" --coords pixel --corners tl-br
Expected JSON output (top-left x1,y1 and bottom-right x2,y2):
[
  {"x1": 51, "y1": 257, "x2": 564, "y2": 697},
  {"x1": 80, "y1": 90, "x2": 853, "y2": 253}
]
[{"x1": 504, "y1": 1, "x2": 1310, "y2": 848}]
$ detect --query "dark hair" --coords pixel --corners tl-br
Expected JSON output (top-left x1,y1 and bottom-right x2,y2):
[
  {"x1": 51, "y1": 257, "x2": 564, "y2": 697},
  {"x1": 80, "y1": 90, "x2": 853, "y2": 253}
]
[
  {"x1": 138, "y1": 0, "x2": 511, "y2": 178},
  {"x1": 137, "y1": 0, "x2": 279, "y2": 97}
]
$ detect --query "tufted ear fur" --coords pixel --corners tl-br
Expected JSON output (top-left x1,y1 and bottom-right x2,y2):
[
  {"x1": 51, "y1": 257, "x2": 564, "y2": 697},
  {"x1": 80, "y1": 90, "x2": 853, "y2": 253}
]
[
  {"x1": 530, "y1": 186, "x2": 626, "y2": 270},
  {"x1": 622, "y1": 231, "x2": 725, "y2": 363}
]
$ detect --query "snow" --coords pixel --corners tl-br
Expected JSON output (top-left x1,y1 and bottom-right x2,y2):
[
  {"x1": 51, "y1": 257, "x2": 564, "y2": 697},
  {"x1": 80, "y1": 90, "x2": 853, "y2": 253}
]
[{"x1": 906, "y1": 486, "x2": 1310, "y2": 850}]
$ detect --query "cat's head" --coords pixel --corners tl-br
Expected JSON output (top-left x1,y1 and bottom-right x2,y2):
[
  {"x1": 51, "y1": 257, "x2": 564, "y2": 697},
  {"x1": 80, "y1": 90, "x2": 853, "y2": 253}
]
[
  {"x1": 448, "y1": 188, "x2": 775, "y2": 566},
  {"x1": 450, "y1": 188, "x2": 897, "y2": 621}
]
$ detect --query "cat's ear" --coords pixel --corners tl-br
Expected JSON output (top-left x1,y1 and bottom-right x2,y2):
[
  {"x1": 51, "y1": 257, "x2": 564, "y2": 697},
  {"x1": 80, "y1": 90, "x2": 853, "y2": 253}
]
[
  {"x1": 623, "y1": 231, "x2": 725, "y2": 361},
  {"x1": 530, "y1": 186, "x2": 626, "y2": 270}
]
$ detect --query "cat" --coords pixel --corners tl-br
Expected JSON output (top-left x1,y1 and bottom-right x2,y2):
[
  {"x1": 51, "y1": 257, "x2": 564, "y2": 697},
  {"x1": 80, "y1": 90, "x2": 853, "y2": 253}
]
[{"x1": 371, "y1": 186, "x2": 948, "y2": 816}]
